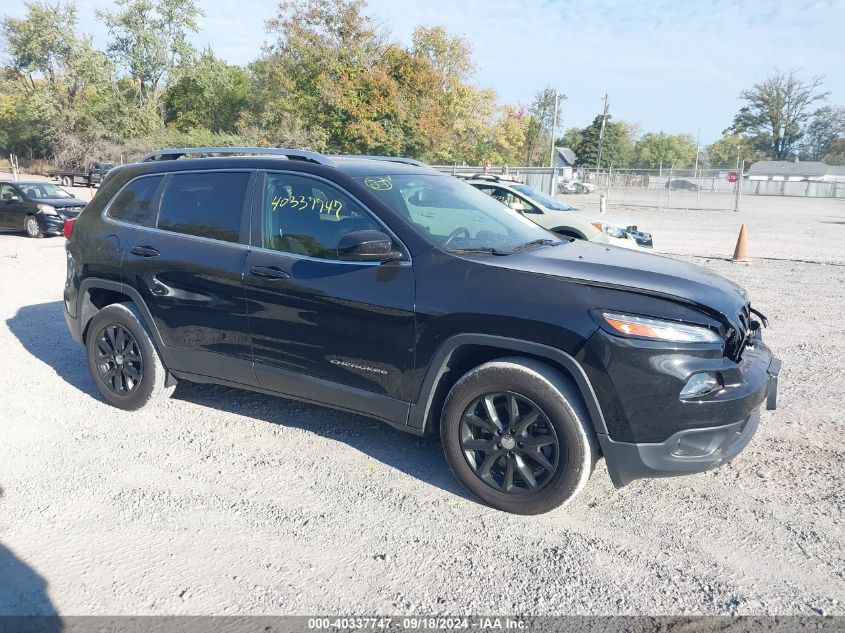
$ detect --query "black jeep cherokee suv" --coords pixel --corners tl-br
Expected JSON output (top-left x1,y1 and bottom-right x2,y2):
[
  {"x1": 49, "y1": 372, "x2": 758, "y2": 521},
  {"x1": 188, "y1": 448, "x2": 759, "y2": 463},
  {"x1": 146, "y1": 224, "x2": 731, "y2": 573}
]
[{"x1": 63, "y1": 147, "x2": 781, "y2": 514}]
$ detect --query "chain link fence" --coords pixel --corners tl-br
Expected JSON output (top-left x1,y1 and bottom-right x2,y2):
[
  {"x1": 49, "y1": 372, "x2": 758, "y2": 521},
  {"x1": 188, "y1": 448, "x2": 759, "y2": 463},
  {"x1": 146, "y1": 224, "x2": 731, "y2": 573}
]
[
  {"x1": 433, "y1": 165, "x2": 557, "y2": 194},
  {"x1": 570, "y1": 166, "x2": 744, "y2": 211},
  {"x1": 434, "y1": 163, "x2": 845, "y2": 211}
]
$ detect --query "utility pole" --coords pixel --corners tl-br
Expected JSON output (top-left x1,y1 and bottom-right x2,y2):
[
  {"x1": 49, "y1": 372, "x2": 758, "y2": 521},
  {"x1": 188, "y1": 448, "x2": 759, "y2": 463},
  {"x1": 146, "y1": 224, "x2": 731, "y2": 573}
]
[
  {"x1": 594, "y1": 94, "x2": 609, "y2": 186},
  {"x1": 549, "y1": 90, "x2": 560, "y2": 168},
  {"x1": 694, "y1": 128, "x2": 700, "y2": 171}
]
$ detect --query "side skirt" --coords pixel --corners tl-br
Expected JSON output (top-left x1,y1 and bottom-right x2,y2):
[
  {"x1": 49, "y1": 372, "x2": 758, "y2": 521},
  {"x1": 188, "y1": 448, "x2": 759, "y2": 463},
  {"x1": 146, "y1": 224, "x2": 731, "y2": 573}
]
[{"x1": 170, "y1": 366, "x2": 418, "y2": 436}]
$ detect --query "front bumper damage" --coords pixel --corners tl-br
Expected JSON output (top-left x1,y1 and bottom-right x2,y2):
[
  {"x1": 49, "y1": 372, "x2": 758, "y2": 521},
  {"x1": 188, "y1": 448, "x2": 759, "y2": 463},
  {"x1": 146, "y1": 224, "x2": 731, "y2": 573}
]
[{"x1": 596, "y1": 332, "x2": 781, "y2": 488}]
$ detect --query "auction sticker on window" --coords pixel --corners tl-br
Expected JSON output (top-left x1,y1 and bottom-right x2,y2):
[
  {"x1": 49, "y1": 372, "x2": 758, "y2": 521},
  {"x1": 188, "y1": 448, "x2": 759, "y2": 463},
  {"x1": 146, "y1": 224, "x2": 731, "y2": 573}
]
[{"x1": 364, "y1": 175, "x2": 393, "y2": 191}]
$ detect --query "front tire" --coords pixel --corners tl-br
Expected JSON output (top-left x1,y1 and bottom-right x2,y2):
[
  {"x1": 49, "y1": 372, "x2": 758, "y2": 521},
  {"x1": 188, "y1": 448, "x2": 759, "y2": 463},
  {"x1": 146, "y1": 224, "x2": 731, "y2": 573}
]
[
  {"x1": 85, "y1": 303, "x2": 175, "y2": 410},
  {"x1": 440, "y1": 358, "x2": 597, "y2": 514},
  {"x1": 24, "y1": 215, "x2": 43, "y2": 238}
]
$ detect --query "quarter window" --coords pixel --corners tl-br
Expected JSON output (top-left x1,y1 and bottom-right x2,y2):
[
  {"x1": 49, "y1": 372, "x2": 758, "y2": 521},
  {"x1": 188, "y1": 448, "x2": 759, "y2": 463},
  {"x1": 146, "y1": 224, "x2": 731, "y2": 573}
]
[
  {"x1": 157, "y1": 172, "x2": 249, "y2": 243},
  {"x1": 263, "y1": 173, "x2": 381, "y2": 259},
  {"x1": 107, "y1": 176, "x2": 164, "y2": 226}
]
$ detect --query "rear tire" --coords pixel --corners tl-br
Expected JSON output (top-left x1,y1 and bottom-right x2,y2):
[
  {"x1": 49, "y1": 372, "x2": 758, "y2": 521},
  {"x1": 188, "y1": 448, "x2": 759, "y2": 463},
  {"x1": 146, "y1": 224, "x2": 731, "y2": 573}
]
[
  {"x1": 61, "y1": 176, "x2": 72, "y2": 187},
  {"x1": 24, "y1": 215, "x2": 43, "y2": 238},
  {"x1": 85, "y1": 302, "x2": 175, "y2": 410},
  {"x1": 440, "y1": 357, "x2": 597, "y2": 514}
]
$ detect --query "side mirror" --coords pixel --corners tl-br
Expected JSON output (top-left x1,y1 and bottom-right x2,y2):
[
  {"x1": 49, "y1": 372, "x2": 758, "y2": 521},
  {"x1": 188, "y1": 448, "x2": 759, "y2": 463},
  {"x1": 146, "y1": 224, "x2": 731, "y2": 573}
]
[
  {"x1": 337, "y1": 230, "x2": 403, "y2": 262},
  {"x1": 7, "y1": 195, "x2": 21, "y2": 203}
]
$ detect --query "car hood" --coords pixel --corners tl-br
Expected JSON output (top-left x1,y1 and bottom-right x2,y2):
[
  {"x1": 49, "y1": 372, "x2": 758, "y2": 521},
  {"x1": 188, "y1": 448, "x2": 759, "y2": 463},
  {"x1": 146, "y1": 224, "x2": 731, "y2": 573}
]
[
  {"x1": 38, "y1": 197, "x2": 87, "y2": 207},
  {"x1": 492, "y1": 240, "x2": 748, "y2": 322}
]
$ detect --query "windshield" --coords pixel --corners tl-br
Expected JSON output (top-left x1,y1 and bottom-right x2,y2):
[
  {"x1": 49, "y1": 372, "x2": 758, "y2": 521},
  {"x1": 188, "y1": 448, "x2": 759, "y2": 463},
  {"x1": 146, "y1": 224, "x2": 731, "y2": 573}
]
[
  {"x1": 511, "y1": 184, "x2": 574, "y2": 211},
  {"x1": 20, "y1": 183, "x2": 74, "y2": 199},
  {"x1": 355, "y1": 174, "x2": 559, "y2": 254}
]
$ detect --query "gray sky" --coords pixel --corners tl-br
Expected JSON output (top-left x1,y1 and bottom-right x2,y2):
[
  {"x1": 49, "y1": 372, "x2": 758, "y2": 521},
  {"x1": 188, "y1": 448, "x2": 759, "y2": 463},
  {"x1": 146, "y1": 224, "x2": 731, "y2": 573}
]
[{"x1": 5, "y1": 0, "x2": 845, "y2": 143}]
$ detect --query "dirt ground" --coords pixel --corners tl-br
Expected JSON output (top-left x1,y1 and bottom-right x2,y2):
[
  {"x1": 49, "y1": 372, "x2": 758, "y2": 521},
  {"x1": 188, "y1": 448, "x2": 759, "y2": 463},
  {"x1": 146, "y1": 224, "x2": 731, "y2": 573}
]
[{"x1": 0, "y1": 177, "x2": 844, "y2": 616}]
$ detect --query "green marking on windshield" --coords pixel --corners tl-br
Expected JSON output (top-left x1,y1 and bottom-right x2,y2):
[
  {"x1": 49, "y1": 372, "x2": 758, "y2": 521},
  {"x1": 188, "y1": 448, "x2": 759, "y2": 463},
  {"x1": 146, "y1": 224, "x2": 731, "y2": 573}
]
[{"x1": 364, "y1": 175, "x2": 393, "y2": 191}]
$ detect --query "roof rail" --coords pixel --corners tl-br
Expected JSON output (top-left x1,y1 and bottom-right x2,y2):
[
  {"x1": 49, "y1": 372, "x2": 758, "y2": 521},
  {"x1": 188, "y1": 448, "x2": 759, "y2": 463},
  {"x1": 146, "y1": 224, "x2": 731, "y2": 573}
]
[
  {"x1": 330, "y1": 154, "x2": 429, "y2": 167},
  {"x1": 141, "y1": 147, "x2": 336, "y2": 167}
]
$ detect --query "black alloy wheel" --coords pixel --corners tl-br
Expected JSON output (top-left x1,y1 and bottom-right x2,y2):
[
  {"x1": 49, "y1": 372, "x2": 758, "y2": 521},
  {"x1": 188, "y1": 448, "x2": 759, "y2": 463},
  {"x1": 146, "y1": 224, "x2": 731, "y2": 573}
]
[
  {"x1": 459, "y1": 391, "x2": 560, "y2": 494},
  {"x1": 94, "y1": 324, "x2": 143, "y2": 395}
]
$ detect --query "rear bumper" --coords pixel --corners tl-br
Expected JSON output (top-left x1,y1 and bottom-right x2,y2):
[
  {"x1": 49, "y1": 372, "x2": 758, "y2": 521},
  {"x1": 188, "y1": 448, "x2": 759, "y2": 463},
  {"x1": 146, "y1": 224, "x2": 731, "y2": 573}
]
[
  {"x1": 64, "y1": 300, "x2": 83, "y2": 344},
  {"x1": 599, "y1": 351, "x2": 781, "y2": 487}
]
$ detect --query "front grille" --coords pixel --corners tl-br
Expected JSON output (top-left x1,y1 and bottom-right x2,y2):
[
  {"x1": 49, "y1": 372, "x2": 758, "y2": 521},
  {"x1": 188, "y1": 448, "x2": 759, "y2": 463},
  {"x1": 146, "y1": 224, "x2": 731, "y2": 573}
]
[
  {"x1": 727, "y1": 303, "x2": 751, "y2": 361},
  {"x1": 60, "y1": 206, "x2": 84, "y2": 218}
]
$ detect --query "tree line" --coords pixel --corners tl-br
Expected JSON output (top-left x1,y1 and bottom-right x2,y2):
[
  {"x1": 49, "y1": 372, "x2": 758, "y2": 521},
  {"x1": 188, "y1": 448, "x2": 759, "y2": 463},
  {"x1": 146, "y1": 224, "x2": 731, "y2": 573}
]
[{"x1": 1, "y1": 0, "x2": 843, "y2": 170}]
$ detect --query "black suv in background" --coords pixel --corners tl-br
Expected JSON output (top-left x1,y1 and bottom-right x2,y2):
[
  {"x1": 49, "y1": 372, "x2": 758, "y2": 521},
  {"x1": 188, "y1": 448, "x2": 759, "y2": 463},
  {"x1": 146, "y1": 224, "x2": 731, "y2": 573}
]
[
  {"x1": 63, "y1": 148, "x2": 780, "y2": 514},
  {"x1": 0, "y1": 181, "x2": 87, "y2": 238}
]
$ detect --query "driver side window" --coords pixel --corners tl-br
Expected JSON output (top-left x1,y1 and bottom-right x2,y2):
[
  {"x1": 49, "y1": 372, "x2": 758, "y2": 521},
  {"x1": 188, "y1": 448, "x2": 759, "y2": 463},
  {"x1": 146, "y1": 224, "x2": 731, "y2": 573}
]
[
  {"x1": 1, "y1": 185, "x2": 17, "y2": 201},
  {"x1": 263, "y1": 173, "x2": 382, "y2": 260},
  {"x1": 490, "y1": 188, "x2": 541, "y2": 214}
]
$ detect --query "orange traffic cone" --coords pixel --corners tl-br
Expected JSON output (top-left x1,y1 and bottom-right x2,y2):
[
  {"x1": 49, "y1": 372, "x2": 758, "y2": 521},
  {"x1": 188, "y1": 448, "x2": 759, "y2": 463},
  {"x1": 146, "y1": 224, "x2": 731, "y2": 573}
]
[{"x1": 732, "y1": 224, "x2": 749, "y2": 263}]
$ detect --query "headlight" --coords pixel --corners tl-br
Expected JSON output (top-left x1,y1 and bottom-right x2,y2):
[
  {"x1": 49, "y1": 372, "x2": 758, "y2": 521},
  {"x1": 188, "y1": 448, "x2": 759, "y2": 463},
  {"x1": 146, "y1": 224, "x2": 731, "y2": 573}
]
[
  {"x1": 602, "y1": 312, "x2": 722, "y2": 343},
  {"x1": 591, "y1": 222, "x2": 627, "y2": 239},
  {"x1": 36, "y1": 204, "x2": 58, "y2": 215}
]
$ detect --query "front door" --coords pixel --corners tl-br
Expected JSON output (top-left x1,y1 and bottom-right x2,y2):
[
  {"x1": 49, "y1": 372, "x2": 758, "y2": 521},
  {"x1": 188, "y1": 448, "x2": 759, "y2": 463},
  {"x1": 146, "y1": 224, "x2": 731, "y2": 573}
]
[
  {"x1": 0, "y1": 184, "x2": 25, "y2": 228},
  {"x1": 243, "y1": 170, "x2": 416, "y2": 413},
  {"x1": 120, "y1": 170, "x2": 257, "y2": 386}
]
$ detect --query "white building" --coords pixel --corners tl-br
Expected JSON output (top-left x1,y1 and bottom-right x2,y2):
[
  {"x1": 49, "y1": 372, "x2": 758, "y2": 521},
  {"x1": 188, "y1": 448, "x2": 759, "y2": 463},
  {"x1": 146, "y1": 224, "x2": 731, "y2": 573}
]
[{"x1": 748, "y1": 160, "x2": 845, "y2": 183}]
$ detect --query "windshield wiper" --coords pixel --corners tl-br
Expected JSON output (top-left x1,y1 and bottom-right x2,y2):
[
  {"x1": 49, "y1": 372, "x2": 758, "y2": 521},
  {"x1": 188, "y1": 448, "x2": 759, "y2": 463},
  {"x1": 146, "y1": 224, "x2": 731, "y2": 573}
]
[
  {"x1": 512, "y1": 238, "x2": 557, "y2": 252},
  {"x1": 450, "y1": 247, "x2": 510, "y2": 256}
]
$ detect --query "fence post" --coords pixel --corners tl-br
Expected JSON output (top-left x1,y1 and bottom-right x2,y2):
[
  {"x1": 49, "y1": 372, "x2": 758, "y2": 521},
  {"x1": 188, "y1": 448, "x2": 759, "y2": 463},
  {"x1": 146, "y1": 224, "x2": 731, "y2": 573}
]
[
  {"x1": 734, "y1": 160, "x2": 744, "y2": 213},
  {"x1": 667, "y1": 166, "x2": 673, "y2": 207}
]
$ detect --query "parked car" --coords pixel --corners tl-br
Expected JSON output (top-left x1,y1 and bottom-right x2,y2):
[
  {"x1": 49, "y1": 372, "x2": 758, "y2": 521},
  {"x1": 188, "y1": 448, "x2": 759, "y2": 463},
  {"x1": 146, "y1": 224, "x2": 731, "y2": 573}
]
[
  {"x1": 47, "y1": 162, "x2": 114, "y2": 188},
  {"x1": 0, "y1": 180, "x2": 87, "y2": 238},
  {"x1": 557, "y1": 180, "x2": 579, "y2": 194},
  {"x1": 63, "y1": 147, "x2": 780, "y2": 514},
  {"x1": 464, "y1": 174, "x2": 653, "y2": 250},
  {"x1": 558, "y1": 179, "x2": 596, "y2": 194},
  {"x1": 665, "y1": 179, "x2": 700, "y2": 191}
]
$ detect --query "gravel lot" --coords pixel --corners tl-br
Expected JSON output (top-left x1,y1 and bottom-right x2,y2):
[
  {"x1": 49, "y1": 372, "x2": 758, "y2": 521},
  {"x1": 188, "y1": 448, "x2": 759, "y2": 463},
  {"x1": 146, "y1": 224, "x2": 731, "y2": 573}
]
[{"x1": 0, "y1": 179, "x2": 844, "y2": 616}]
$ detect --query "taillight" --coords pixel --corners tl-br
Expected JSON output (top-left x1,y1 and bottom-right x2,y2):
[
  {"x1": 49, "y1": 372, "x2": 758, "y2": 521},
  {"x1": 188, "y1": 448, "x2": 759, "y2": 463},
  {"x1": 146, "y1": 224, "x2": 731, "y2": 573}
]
[{"x1": 63, "y1": 218, "x2": 75, "y2": 239}]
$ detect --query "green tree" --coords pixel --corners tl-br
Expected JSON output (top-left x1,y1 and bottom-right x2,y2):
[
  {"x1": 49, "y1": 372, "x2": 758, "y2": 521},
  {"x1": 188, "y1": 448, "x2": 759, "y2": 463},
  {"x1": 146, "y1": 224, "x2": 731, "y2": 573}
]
[
  {"x1": 1, "y1": 1, "x2": 119, "y2": 160},
  {"x1": 800, "y1": 106, "x2": 845, "y2": 162},
  {"x1": 523, "y1": 86, "x2": 562, "y2": 166},
  {"x1": 98, "y1": 0, "x2": 202, "y2": 105},
  {"x1": 251, "y1": 0, "x2": 392, "y2": 151},
  {"x1": 163, "y1": 49, "x2": 249, "y2": 133},
  {"x1": 706, "y1": 134, "x2": 760, "y2": 167},
  {"x1": 563, "y1": 114, "x2": 635, "y2": 168},
  {"x1": 633, "y1": 132, "x2": 696, "y2": 168},
  {"x1": 730, "y1": 70, "x2": 828, "y2": 160}
]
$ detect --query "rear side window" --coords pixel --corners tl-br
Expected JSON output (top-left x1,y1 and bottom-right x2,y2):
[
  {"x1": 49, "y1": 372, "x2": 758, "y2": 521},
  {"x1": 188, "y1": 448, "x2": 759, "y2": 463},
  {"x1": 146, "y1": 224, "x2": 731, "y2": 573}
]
[
  {"x1": 157, "y1": 172, "x2": 250, "y2": 243},
  {"x1": 108, "y1": 176, "x2": 163, "y2": 226}
]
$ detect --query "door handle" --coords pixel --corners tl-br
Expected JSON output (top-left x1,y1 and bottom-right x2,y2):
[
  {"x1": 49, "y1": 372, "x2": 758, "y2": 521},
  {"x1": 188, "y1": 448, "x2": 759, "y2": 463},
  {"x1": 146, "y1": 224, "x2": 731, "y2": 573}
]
[
  {"x1": 250, "y1": 265, "x2": 290, "y2": 280},
  {"x1": 130, "y1": 245, "x2": 160, "y2": 257}
]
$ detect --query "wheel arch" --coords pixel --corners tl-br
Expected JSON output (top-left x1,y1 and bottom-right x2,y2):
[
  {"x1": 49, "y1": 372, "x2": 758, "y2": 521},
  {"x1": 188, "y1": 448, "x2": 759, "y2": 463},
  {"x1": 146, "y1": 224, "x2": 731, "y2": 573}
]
[
  {"x1": 77, "y1": 278, "x2": 169, "y2": 358},
  {"x1": 408, "y1": 334, "x2": 608, "y2": 438},
  {"x1": 551, "y1": 226, "x2": 588, "y2": 240}
]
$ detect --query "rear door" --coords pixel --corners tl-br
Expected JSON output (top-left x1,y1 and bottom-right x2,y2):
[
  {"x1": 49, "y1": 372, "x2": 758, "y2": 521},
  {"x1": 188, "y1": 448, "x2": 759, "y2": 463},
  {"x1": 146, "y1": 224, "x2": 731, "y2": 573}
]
[{"x1": 120, "y1": 169, "x2": 257, "y2": 386}]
